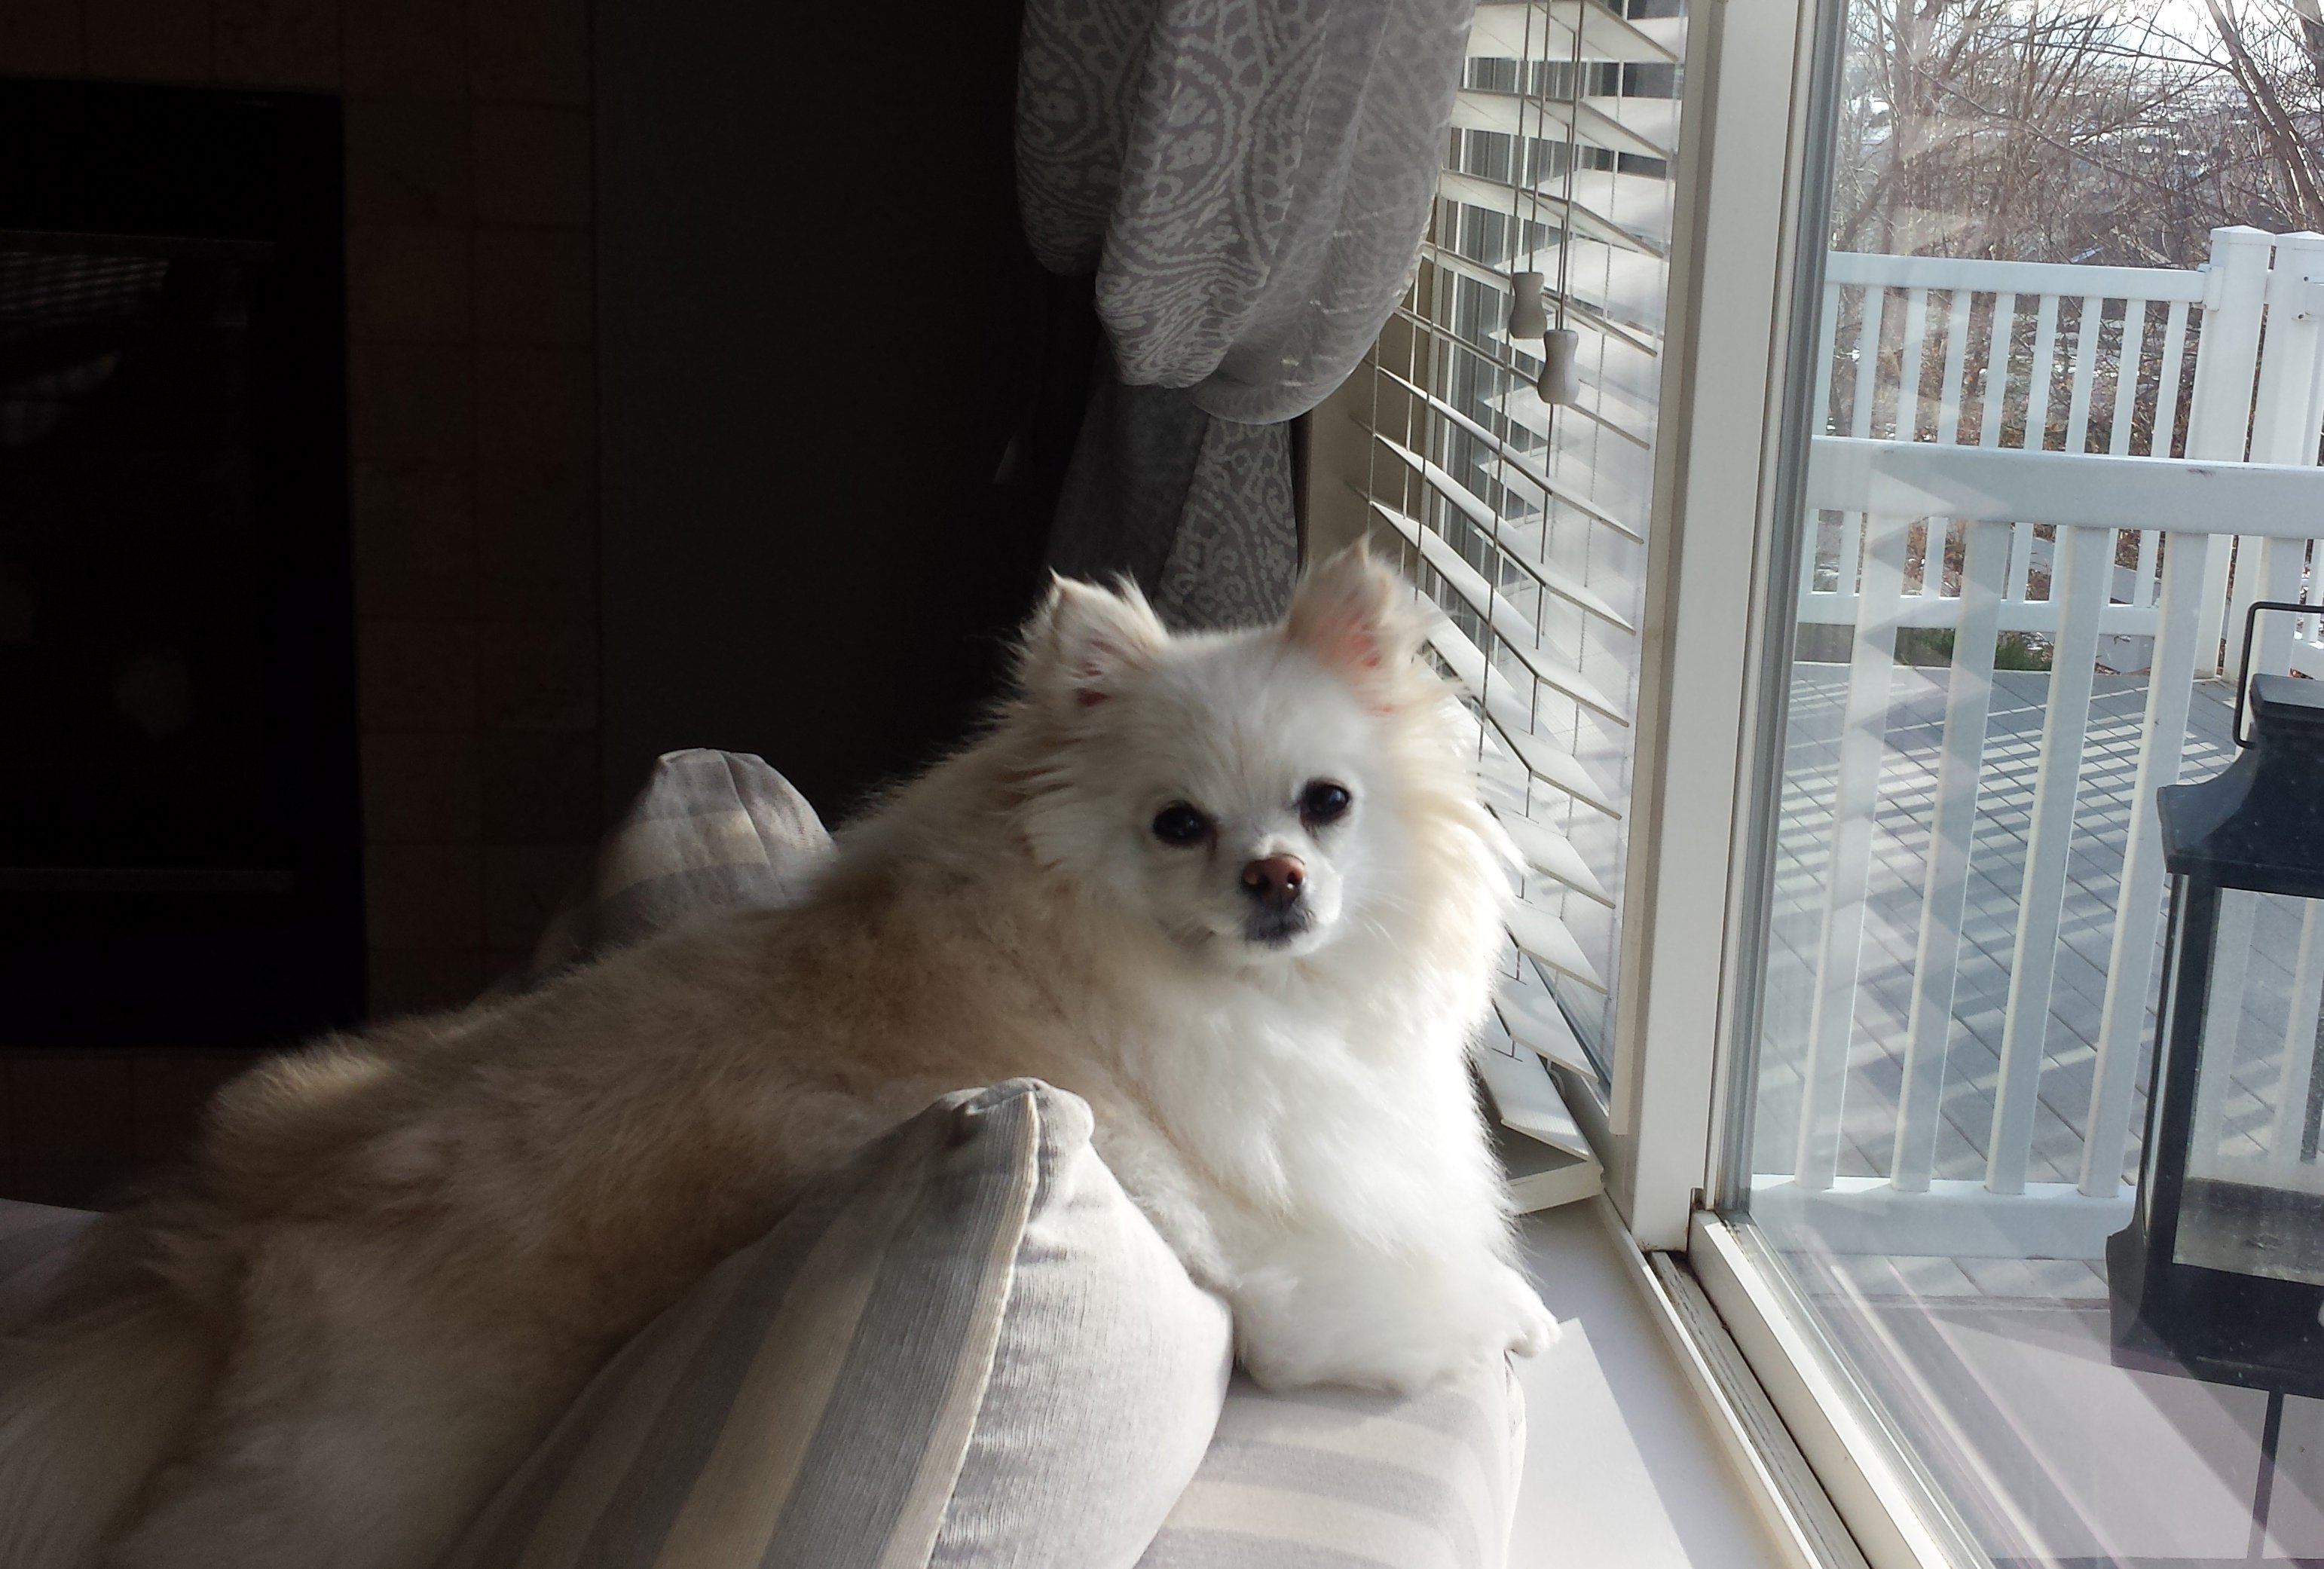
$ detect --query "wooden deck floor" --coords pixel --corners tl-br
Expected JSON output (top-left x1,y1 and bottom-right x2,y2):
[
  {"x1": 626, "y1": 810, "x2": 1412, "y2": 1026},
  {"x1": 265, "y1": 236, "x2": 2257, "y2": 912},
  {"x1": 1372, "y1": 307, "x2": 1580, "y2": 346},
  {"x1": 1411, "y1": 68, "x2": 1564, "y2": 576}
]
[{"x1": 1749, "y1": 663, "x2": 2257, "y2": 1189}]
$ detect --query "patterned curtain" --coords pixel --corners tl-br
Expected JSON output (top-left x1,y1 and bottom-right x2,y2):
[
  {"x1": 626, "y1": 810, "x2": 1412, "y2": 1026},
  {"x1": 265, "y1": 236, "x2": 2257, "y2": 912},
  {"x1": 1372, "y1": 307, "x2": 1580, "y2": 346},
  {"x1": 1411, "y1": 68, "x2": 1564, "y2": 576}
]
[{"x1": 1018, "y1": 0, "x2": 1478, "y2": 629}]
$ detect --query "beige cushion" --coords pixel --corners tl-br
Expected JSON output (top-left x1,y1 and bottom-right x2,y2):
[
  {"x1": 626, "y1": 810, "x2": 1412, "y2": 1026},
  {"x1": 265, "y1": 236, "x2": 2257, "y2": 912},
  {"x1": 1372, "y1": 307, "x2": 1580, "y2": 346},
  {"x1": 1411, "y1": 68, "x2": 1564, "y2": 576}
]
[
  {"x1": 1136, "y1": 1361, "x2": 1527, "y2": 1569},
  {"x1": 441, "y1": 1079, "x2": 1234, "y2": 1569},
  {"x1": 507, "y1": 748, "x2": 831, "y2": 993}
]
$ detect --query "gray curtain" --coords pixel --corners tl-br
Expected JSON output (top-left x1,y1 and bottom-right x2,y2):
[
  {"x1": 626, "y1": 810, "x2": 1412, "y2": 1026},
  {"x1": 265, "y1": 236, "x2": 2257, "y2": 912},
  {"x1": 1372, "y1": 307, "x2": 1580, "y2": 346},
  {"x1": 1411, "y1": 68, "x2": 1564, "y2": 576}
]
[{"x1": 1018, "y1": 0, "x2": 1477, "y2": 628}]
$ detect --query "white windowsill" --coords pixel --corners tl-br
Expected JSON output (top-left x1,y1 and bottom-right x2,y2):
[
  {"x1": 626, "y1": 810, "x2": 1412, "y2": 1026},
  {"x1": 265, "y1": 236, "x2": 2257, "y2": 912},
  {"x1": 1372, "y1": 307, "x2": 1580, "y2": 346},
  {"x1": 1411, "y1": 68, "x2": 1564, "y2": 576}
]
[{"x1": 1510, "y1": 1203, "x2": 1797, "y2": 1569}]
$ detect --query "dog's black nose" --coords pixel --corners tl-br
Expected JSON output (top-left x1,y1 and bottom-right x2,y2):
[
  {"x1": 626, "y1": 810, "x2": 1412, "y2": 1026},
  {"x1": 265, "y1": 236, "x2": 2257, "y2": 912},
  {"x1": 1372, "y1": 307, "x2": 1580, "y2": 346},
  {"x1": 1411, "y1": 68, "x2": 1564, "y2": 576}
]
[{"x1": 1240, "y1": 855, "x2": 1305, "y2": 910}]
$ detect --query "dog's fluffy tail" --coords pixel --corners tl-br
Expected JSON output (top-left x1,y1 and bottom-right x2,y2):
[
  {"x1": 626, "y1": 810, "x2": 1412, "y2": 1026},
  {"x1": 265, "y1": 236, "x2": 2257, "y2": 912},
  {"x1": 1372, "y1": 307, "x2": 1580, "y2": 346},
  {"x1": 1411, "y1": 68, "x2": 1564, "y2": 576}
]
[{"x1": 0, "y1": 1225, "x2": 228, "y2": 1569}]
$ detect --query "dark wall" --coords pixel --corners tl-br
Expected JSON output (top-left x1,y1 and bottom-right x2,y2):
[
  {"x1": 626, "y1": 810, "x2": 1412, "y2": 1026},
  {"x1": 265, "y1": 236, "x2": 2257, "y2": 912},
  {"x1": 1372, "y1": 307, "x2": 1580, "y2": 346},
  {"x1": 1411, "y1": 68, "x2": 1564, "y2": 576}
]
[{"x1": 596, "y1": 0, "x2": 1093, "y2": 824}]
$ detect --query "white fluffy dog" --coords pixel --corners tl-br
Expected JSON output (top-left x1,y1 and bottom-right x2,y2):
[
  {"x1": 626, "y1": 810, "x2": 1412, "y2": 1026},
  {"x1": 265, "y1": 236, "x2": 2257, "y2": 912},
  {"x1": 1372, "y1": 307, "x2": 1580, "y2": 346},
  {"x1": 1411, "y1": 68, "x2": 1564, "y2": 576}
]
[{"x1": 0, "y1": 546, "x2": 1552, "y2": 1569}]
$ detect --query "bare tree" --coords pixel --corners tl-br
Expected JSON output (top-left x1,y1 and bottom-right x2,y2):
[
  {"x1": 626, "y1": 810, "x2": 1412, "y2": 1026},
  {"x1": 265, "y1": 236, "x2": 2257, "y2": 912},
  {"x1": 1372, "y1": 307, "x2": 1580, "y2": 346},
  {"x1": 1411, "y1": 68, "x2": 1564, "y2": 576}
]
[
  {"x1": 2182, "y1": 0, "x2": 2324, "y2": 231},
  {"x1": 1832, "y1": 0, "x2": 2323, "y2": 265}
]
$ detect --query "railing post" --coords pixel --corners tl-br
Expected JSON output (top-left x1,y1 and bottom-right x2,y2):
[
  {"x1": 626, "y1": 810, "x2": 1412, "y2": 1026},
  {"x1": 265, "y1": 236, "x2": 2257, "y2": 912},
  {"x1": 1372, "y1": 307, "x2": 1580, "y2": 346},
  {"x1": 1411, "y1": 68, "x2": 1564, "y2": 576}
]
[
  {"x1": 1987, "y1": 521, "x2": 2115, "y2": 1196},
  {"x1": 2188, "y1": 227, "x2": 2277, "y2": 676},
  {"x1": 1891, "y1": 518, "x2": 2008, "y2": 1191},
  {"x1": 1793, "y1": 514, "x2": 1913, "y2": 1190},
  {"x1": 2078, "y1": 531, "x2": 2207, "y2": 1197},
  {"x1": 2234, "y1": 233, "x2": 2324, "y2": 681},
  {"x1": 2249, "y1": 232, "x2": 2324, "y2": 464}
]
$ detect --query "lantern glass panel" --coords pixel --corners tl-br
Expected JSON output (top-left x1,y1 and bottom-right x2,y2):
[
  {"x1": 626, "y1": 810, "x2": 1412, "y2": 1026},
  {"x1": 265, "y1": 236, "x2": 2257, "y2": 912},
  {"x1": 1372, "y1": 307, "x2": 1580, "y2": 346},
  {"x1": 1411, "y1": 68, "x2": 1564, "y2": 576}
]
[{"x1": 2171, "y1": 888, "x2": 2324, "y2": 1288}]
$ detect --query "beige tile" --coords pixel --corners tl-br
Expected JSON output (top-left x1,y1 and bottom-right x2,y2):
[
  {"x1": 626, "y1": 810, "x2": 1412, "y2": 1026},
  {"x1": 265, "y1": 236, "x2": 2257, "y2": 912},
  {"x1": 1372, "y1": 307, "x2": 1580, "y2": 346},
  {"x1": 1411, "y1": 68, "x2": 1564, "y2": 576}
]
[
  {"x1": 365, "y1": 946, "x2": 486, "y2": 1020},
  {"x1": 472, "y1": 228, "x2": 591, "y2": 345},
  {"x1": 341, "y1": 0, "x2": 463, "y2": 96},
  {"x1": 350, "y1": 342, "x2": 472, "y2": 461},
  {"x1": 358, "y1": 618, "x2": 477, "y2": 732},
  {"x1": 130, "y1": 1051, "x2": 258, "y2": 1164},
  {"x1": 476, "y1": 347, "x2": 593, "y2": 463},
  {"x1": 213, "y1": 0, "x2": 335, "y2": 87},
  {"x1": 484, "y1": 843, "x2": 590, "y2": 949},
  {"x1": 472, "y1": 104, "x2": 591, "y2": 226},
  {"x1": 469, "y1": 0, "x2": 586, "y2": 103},
  {"x1": 362, "y1": 732, "x2": 482, "y2": 842},
  {"x1": 363, "y1": 843, "x2": 484, "y2": 950},
  {"x1": 345, "y1": 98, "x2": 472, "y2": 225},
  {"x1": 352, "y1": 460, "x2": 473, "y2": 620},
  {"x1": 479, "y1": 620, "x2": 595, "y2": 732},
  {"x1": 0, "y1": 0, "x2": 86, "y2": 74},
  {"x1": 348, "y1": 225, "x2": 470, "y2": 344},
  {"x1": 86, "y1": 0, "x2": 211, "y2": 78},
  {"x1": 476, "y1": 461, "x2": 594, "y2": 619},
  {"x1": 481, "y1": 730, "x2": 601, "y2": 843},
  {"x1": 11, "y1": 1051, "x2": 136, "y2": 1165}
]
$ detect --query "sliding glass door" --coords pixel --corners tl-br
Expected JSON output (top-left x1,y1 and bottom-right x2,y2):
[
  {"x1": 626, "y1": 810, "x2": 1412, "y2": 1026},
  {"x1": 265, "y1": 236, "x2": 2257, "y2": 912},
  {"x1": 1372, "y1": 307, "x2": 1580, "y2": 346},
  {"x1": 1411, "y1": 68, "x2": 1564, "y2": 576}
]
[{"x1": 1709, "y1": 0, "x2": 2324, "y2": 1558}]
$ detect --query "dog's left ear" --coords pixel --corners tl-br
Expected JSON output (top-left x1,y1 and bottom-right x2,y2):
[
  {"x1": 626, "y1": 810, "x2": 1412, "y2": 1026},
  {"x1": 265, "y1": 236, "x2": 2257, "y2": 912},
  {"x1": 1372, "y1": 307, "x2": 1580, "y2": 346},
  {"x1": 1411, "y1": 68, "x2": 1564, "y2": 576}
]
[
  {"x1": 1283, "y1": 543, "x2": 1423, "y2": 694},
  {"x1": 1020, "y1": 573, "x2": 1169, "y2": 711}
]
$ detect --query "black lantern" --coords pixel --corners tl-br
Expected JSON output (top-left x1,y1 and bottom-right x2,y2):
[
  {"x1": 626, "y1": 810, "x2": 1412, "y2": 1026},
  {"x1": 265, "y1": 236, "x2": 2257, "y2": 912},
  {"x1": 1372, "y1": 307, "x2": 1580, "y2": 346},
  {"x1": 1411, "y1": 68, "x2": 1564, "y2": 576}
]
[{"x1": 2110, "y1": 603, "x2": 2324, "y2": 1396}]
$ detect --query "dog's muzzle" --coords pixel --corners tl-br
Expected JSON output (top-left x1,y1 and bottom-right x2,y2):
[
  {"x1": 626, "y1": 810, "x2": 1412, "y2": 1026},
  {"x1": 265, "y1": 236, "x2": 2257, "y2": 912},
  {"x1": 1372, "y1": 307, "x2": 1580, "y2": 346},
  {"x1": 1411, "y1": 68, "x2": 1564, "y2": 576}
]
[{"x1": 1243, "y1": 905, "x2": 1317, "y2": 947}]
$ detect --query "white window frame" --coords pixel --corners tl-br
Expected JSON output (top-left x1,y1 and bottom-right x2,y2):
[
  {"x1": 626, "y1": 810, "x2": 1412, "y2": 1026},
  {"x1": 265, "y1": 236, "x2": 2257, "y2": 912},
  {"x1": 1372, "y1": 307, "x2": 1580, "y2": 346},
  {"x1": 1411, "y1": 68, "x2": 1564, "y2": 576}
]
[
  {"x1": 1598, "y1": 0, "x2": 1824, "y2": 1246},
  {"x1": 1584, "y1": 0, "x2": 2011, "y2": 1561}
]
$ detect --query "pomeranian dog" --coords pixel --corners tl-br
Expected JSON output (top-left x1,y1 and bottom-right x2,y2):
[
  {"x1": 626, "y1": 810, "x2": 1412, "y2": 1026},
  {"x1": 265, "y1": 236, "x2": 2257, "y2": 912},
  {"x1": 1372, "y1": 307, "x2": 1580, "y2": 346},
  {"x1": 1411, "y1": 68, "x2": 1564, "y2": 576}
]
[{"x1": 0, "y1": 546, "x2": 1552, "y2": 1569}]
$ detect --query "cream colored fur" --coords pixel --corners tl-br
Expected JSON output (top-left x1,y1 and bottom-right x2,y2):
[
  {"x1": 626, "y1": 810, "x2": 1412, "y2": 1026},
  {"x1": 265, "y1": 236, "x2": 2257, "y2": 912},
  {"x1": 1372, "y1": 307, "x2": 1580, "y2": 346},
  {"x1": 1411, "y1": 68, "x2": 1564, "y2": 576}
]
[{"x1": 0, "y1": 546, "x2": 1552, "y2": 1569}]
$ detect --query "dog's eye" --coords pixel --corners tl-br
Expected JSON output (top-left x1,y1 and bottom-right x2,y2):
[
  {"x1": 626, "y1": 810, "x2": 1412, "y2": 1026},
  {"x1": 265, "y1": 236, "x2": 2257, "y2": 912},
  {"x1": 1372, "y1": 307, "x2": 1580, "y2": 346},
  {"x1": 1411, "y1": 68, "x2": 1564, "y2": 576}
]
[
  {"x1": 1300, "y1": 781, "x2": 1353, "y2": 826},
  {"x1": 1151, "y1": 803, "x2": 1212, "y2": 846}
]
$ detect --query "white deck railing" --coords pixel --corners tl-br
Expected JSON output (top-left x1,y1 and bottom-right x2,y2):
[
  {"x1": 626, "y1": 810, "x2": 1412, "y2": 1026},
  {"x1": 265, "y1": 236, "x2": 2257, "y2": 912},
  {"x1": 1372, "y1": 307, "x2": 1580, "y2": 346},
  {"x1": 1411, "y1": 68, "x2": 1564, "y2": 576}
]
[{"x1": 1760, "y1": 227, "x2": 2324, "y2": 1258}]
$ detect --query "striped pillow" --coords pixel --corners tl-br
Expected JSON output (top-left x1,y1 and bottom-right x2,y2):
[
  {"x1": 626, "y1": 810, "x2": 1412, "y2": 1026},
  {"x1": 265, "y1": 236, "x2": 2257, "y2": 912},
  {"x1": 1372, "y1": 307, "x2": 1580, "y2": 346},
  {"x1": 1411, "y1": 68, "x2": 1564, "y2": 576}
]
[
  {"x1": 1137, "y1": 1361, "x2": 1527, "y2": 1569},
  {"x1": 442, "y1": 1079, "x2": 1234, "y2": 1569},
  {"x1": 516, "y1": 748, "x2": 831, "y2": 986}
]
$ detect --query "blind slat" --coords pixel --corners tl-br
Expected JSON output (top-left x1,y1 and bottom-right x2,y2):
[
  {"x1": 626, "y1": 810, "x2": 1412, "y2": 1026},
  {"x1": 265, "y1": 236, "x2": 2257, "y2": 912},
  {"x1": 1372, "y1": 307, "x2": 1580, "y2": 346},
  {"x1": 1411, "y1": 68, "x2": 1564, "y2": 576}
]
[
  {"x1": 1508, "y1": 901, "x2": 1607, "y2": 992},
  {"x1": 1437, "y1": 170, "x2": 1664, "y2": 258},
  {"x1": 1372, "y1": 363, "x2": 1647, "y2": 555},
  {"x1": 1497, "y1": 962, "x2": 1599, "y2": 1075},
  {"x1": 1491, "y1": 802, "x2": 1613, "y2": 904},
  {"x1": 1449, "y1": 89, "x2": 1675, "y2": 163},
  {"x1": 1371, "y1": 364, "x2": 1645, "y2": 541},
  {"x1": 1370, "y1": 494, "x2": 1631, "y2": 723},
  {"x1": 1475, "y1": 1028, "x2": 1598, "y2": 1164},
  {"x1": 1417, "y1": 241, "x2": 1663, "y2": 359},
  {"x1": 1368, "y1": 451, "x2": 1638, "y2": 639},
  {"x1": 1432, "y1": 620, "x2": 1622, "y2": 818},
  {"x1": 1466, "y1": 0, "x2": 1678, "y2": 65},
  {"x1": 1393, "y1": 301, "x2": 1656, "y2": 452}
]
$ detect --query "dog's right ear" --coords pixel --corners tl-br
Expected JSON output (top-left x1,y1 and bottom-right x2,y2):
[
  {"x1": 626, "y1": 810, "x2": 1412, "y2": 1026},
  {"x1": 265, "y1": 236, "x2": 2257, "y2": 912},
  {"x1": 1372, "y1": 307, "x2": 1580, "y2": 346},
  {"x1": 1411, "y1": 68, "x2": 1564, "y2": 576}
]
[
  {"x1": 1284, "y1": 542, "x2": 1424, "y2": 686},
  {"x1": 1018, "y1": 574, "x2": 1168, "y2": 711}
]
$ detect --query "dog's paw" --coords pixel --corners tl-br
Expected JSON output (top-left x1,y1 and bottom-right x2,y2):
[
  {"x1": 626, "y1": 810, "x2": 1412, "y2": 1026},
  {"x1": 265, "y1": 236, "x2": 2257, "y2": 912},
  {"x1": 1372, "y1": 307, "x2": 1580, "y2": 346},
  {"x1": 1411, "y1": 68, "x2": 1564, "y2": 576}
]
[{"x1": 1502, "y1": 1267, "x2": 1558, "y2": 1358}]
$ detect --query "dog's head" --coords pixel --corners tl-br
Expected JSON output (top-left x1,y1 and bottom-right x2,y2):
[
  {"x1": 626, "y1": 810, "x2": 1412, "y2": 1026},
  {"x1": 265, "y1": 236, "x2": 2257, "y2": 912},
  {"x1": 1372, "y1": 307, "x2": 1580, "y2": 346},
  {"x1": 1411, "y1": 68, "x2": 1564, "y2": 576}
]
[{"x1": 1011, "y1": 546, "x2": 1478, "y2": 968}]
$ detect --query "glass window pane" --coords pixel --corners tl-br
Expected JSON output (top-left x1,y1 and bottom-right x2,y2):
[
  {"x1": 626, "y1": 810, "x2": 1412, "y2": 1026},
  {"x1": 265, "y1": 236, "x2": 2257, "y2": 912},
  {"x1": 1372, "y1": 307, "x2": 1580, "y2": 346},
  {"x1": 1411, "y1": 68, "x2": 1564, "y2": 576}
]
[
  {"x1": 2176, "y1": 892, "x2": 2324, "y2": 1287},
  {"x1": 1728, "y1": 0, "x2": 2324, "y2": 1555}
]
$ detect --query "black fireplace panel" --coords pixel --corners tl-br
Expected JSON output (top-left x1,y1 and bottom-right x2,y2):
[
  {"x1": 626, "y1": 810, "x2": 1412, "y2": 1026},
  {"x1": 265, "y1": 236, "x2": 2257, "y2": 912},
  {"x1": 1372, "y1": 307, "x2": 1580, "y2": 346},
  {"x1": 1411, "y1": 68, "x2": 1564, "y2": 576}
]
[{"x1": 0, "y1": 81, "x2": 362, "y2": 1045}]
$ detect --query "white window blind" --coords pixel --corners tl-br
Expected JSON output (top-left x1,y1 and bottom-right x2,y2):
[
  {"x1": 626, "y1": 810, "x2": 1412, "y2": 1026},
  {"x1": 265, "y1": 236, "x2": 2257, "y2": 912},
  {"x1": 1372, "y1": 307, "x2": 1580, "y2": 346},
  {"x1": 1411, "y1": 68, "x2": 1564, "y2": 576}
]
[{"x1": 1355, "y1": 0, "x2": 1686, "y2": 1094}]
